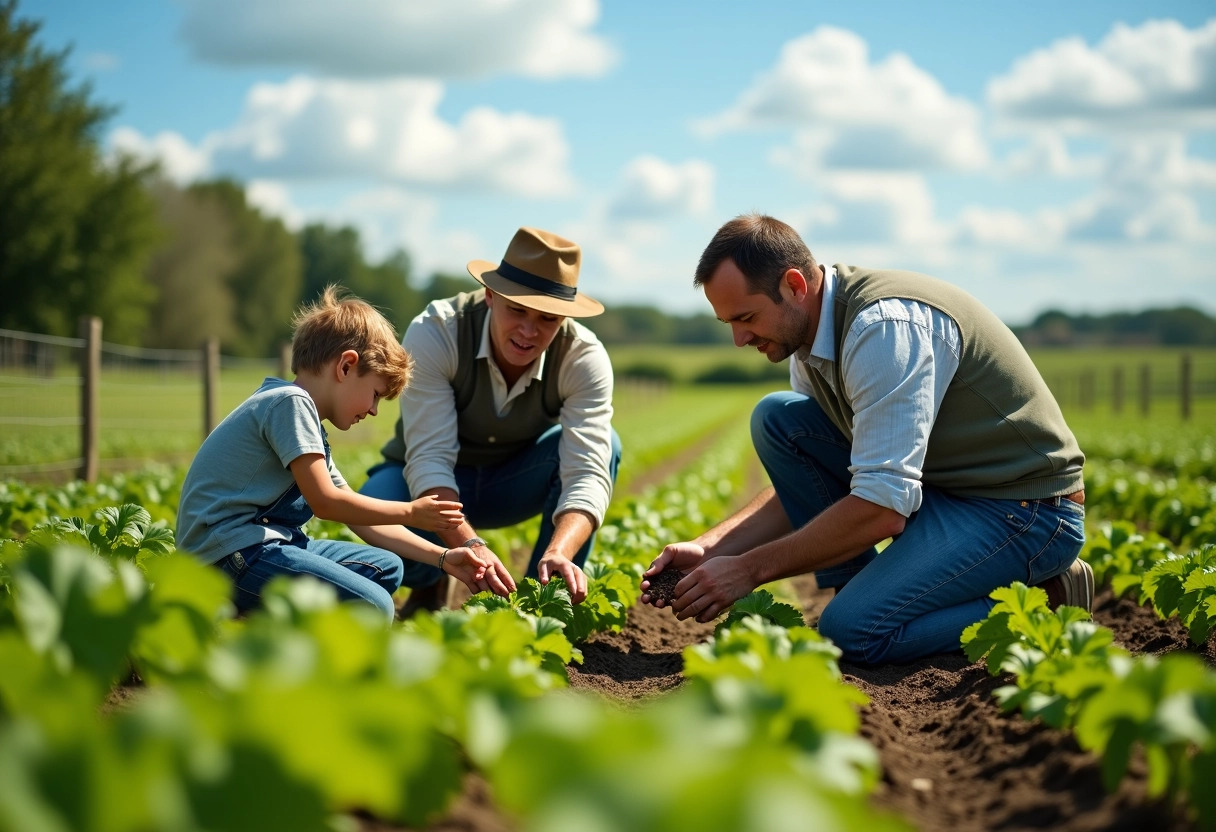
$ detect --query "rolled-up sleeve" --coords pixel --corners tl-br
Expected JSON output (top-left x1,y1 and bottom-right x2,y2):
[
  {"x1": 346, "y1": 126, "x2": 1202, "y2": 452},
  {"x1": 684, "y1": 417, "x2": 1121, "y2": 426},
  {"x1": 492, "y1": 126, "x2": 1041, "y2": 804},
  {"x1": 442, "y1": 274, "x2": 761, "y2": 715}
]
[
  {"x1": 841, "y1": 300, "x2": 960, "y2": 517},
  {"x1": 554, "y1": 336, "x2": 615, "y2": 527},
  {"x1": 400, "y1": 305, "x2": 463, "y2": 497}
]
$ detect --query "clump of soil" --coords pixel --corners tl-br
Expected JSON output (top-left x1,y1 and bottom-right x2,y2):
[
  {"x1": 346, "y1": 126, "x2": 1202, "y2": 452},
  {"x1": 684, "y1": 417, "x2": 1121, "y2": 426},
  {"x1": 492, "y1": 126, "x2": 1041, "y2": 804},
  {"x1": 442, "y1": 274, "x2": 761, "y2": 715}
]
[{"x1": 644, "y1": 568, "x2": 685, "y2": 604}]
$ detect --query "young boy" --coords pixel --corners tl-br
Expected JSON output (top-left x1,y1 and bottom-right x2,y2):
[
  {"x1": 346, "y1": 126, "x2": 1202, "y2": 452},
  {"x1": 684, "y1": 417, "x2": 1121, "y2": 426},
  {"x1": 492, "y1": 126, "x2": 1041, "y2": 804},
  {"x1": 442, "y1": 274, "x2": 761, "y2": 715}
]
[{"x1": 176, "y1": 286, "x2": 516, "y2": 621}]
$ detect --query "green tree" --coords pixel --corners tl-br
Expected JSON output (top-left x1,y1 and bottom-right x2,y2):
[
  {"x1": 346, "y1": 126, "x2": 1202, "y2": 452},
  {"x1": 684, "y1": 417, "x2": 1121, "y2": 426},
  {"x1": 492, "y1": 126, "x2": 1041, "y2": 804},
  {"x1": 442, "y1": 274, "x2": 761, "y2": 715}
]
[
  {"x1": 142, "y1": 179, "x2": 237, "y2": 349},
  {"x1": 298, "y1": 223, "x2": 420, "y2": 328},
  {"x1": 422, "y1": 272, "x2": 479, "y2": 305},
  {"x1": 586, "y1": 305, "x2": 673, "y2": 344},
  {"x1": 363, "y1": 248, "x2": 422, "y2": 324},
  {"x1": 1014, "y1": 306, "x2": 1216, "y2": 346},
  {"x1": 189, "y1": 180, "x2": 301, "y2": 357},
  {"x1": 0, "y1": 1, "x2": 159, "y2": 342},
  {"x1": 299, "y1": 224, "x2": 364, "y2": 304}
]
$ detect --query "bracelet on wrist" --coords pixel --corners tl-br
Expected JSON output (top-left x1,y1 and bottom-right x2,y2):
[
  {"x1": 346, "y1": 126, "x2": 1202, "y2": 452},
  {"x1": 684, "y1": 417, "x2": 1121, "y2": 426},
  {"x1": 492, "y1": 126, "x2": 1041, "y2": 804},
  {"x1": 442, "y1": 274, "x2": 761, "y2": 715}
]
[
  {"x1": 462, "y1": 536, "x2": 488, "y2": 549},
  {"x1": 438, "y1": 549, "x2": 448, "y2": 570}
]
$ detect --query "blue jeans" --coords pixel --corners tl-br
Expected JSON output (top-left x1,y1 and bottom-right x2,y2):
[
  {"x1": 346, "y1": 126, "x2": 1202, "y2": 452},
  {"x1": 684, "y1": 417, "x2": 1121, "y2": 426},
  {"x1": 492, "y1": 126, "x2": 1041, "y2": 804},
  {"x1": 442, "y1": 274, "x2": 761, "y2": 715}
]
[
  {"x1": 751, "y1": 391, "x2": 1086, "y2": 665},
  {"x1": 217, "y1": 531, "x2": 404, "y2": 623},
  {"x1": 360, "y1": 424, "x2": 622, "y2": 588}
]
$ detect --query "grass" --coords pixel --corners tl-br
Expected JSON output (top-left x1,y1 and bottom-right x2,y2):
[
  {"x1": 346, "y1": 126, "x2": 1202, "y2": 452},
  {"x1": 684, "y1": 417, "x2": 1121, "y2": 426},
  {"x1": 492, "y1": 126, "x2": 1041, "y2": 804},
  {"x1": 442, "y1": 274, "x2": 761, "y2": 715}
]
[
  {"x1": 608, "y1": 343, "x2": 772, "y2": 383},
  {"x1": 1, "y1": 345, "x2": 1211, "y2": 476}
]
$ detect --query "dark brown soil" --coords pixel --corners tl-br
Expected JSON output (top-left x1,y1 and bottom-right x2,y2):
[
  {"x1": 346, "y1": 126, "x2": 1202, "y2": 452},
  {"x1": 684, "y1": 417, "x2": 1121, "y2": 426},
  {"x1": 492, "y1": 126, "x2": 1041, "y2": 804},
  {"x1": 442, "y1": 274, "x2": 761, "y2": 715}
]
[
  {"x1": 406, "y1": 581, "x2": 1203, "y2": 832},
  {"x1": 640, "y1": 567, "x2": 684, "y2": 605}
]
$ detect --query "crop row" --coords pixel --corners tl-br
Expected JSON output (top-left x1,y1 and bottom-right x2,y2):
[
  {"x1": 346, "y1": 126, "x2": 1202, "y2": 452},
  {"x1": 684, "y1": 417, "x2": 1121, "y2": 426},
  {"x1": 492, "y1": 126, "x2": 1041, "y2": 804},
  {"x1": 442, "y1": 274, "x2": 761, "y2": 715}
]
[
  {"x1": 0, "y1": 422, "x2": 911, "y2": 832},
  {"x1": 1077, "y1": 423, "x2": 1216, "y2": 481},
  {"x1": 964, "y1": 432, "x2": 1216, "y2": 829},
  {"x1": 1085, "y1": 459, "x2": 1216, "y2": 551},
  {"x1": 963, "y1": 582, "x2": 1216, "y2": 830}
]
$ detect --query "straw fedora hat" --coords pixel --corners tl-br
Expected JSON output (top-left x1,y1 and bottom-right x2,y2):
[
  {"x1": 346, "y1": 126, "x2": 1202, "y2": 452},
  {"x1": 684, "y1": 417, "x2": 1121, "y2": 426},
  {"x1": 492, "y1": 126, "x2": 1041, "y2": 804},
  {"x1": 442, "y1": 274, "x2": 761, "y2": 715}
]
[{"x1": 467, "y1": 227, "x2": 604, "y2": 318}]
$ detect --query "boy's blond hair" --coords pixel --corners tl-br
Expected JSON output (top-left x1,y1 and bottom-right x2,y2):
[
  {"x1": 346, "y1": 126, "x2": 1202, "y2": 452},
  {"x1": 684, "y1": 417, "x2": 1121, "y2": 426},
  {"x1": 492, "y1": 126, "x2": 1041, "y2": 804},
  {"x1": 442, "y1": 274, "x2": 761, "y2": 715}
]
[{"x1": 290, "y1": 285, "x2": 412, "y2": 398}]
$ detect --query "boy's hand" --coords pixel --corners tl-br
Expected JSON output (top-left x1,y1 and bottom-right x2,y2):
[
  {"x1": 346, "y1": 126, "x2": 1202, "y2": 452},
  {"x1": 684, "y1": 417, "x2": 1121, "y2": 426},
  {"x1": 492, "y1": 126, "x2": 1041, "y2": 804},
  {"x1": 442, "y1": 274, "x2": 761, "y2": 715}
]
[
  {"x1": 442, "y1": 545, "x2": 516, "y2": 597},
  {"x1": 406, "y1": 495, "x2": 464, "y2": 531}
]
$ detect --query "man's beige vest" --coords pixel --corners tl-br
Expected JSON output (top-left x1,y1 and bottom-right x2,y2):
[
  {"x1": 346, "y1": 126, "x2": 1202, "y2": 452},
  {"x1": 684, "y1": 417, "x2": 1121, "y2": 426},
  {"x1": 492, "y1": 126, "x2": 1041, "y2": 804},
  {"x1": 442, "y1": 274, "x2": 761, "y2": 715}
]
[
  {"x1": 801, "y1": 265, "x2": 1084, "y2": 500},
  {"x1": 380, "y1": 290, "x2": 576, "y2": 468}
]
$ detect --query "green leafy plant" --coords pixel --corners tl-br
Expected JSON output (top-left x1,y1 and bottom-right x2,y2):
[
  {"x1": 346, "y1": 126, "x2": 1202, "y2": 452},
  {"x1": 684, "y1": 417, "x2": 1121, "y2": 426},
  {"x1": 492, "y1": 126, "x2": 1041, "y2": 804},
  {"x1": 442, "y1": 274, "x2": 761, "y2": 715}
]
[
  {"x1": 32, "y1": 503, "x2": 175, "y2": 564},
  {"x1": 511, "y1": 576, "x2": 575, "y2": 627},
  {"x1": 1083, "y1": 520, "x2": 1174, "y2": 597},
  {"x1": 963, "y1": 580, "x2": 1216, "y2": 828},
  {"x1": 7, "y1": 541, "x2": 151, "y2": 684},
  {"x1": 567, "y1": 561, "x2": 634, "y2": 643},
  {"x1": 714, "y1": 589, "x2": 805, "y2": 635},
  {"x1": 1142, "y1": 544, "x2": 1216, "y2": 645}
]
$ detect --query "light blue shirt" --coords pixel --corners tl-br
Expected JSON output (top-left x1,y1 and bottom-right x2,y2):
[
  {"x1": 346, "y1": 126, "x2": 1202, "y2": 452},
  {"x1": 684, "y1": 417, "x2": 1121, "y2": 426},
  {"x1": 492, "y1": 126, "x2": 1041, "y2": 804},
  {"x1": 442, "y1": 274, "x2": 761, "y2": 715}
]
[
  {"x1": 176, "y1": 378, "x2": 346, "y2": 563},
  {"x1": 791, "y1": 266, "x2": 962, "y2": 517}
]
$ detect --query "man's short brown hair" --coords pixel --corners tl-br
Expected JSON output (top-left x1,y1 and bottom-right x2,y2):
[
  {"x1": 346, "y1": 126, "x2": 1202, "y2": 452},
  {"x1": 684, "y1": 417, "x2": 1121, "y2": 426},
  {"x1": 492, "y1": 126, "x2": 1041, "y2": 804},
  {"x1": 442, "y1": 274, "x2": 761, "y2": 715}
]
[
  {"x1": 290, "y1": 285, "x2": 412, "y2": 398},
  {"x1": 694, "y1": 214, "x2": 819, "y2": 303}
]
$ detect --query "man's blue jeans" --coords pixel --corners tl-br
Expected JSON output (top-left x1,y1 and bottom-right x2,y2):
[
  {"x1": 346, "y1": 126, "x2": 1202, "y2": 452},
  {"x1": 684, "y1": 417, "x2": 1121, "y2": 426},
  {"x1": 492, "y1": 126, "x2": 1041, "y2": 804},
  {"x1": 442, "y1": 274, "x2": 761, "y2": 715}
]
[
  {"x1": 217, "y1": 532, "x2": 404, "y2": 623},
  {"x1": 360, "y1": 425, "x2": 622, "y2": 588},
  {"x1": 751, "y1": 391, "x2": 1086, "y2": 665}
]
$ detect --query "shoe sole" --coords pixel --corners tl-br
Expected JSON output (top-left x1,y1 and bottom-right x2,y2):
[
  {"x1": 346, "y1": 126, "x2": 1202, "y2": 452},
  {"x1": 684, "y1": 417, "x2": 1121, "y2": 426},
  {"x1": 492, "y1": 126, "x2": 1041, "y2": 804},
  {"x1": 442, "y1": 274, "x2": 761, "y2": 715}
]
[{"x1": 1063, "y1": 559, "x2": 1094, "y2": 611}]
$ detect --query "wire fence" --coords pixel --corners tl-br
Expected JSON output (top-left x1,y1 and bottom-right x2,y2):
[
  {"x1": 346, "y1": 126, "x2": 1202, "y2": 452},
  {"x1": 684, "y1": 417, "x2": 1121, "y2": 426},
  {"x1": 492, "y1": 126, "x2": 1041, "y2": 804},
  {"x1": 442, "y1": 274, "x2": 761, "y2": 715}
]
[
  {"x1": 1, "y1": 320, "x2": 1212, "y2": 483},
  {"x1": 1042, "y1": 352, "x2": 1215, "y2": 419},
  {"x1": 0, "y1": 328, "x2": 87, "y2": 476},
  {"x1": 0, "y1": 322, "x2": 282, "y2": 481}
]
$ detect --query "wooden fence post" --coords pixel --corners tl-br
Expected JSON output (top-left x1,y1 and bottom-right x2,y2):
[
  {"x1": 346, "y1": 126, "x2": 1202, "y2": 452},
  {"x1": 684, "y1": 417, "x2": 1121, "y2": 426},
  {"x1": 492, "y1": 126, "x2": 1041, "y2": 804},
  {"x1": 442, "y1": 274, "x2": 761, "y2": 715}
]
[
  {"x1": 203, "y1": 338, "x2": 219, "y2": 438},
  {"x1": 78, "y1": 316, "x2": 101, "y2": 483},
  {"x1": 1139, "y1": 364, "x2": 1151, "y2": 417},
  {"x1": 1079, "y1": 369, "x2": 1096, "y2": 411},
  {"x1": 1112, "y1": 366, "x2": 1124, "y2": 414},
  {"x1": 1181, "y1": 353, "x2": 1192, "y2": 421}
]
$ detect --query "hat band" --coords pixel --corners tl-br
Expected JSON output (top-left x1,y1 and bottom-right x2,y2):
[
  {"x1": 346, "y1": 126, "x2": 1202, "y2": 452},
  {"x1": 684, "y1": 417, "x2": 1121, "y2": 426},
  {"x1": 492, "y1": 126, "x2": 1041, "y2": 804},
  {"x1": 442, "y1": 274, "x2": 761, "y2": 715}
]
[{"x1": 497, "y1": 260, "x2": 577, "y2": 300}]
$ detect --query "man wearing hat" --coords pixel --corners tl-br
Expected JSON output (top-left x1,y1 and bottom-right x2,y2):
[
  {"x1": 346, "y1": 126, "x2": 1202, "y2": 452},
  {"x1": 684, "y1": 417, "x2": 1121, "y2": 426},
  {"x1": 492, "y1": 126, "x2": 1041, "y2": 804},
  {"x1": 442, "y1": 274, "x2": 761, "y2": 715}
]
[{"x1": 360, "y1": 227, "x2": 620, "y2": 613}]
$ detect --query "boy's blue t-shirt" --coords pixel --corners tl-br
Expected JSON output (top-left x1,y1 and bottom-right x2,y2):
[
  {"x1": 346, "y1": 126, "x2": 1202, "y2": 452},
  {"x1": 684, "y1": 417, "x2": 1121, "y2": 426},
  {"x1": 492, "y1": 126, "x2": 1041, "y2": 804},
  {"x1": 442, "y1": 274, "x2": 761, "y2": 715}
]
[{"x1": 176, "y1": 377, "x2": 346, "y2": 564}]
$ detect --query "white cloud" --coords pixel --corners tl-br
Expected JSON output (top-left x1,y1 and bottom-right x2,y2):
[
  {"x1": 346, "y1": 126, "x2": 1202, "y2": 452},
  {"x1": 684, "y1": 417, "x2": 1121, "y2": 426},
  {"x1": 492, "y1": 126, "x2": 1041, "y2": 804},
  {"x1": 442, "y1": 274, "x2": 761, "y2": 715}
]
[
  {"x1": 954, "y1": 206, "x2": 1068, "y2": 248},
  {"x1": 244, "y1": 180, "x2": 306, "y2": 231},
  {"x1": 327, "y1": 187, "x2": 482, "y2": 272},
  {"x1": 1101, "y1": 134, "x2": 1216, "y2": 190},
  {"x1": 607, "y1": 156, "x2": 714, "y2": 220},
  {"x1": 1065, "y1": 189, "x2": 1211, "y2": 242},
  {"x1": 988, "y1": 18, "x2": 1216, "y2": 129},
  {"x1": 954, "y1": 185, "x2": 1213, "y2": 249},
  {"x1": 109, "y1": 127, "x2": 210, "y2": 183},
  {"x1": 699, "y1": 26, "x2": 988, "y2": 172},
  {"x1": 178, "y1": 0, "x2": 616, "y2": 80},
  {"x1": 803, "y1": 173, "x2": 950, "y2": 246},
  {"x1": 1000, "y1": 133, "x2": 1104, "y2": 178},
  {"x1": 569, "y1": 220, "x2": 705, "y2": 308},
  {"x1": 111, "y1": 77, "x2": 576, "y2": 198}
]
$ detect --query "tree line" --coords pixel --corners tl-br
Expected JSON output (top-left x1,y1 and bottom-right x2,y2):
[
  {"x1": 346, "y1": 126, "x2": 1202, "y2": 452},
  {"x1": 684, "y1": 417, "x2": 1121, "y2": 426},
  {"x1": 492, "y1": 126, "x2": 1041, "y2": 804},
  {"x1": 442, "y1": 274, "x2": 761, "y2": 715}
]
[
  {"x1": 1, "y1": 2, "x2": 1210, "y2": 357},
  {"x1": 1012, "y1": 307, "x2": 1216, "y2": 347},
  {"x1": 0, "y1": 2, "x2": 729, "y2": 356}
]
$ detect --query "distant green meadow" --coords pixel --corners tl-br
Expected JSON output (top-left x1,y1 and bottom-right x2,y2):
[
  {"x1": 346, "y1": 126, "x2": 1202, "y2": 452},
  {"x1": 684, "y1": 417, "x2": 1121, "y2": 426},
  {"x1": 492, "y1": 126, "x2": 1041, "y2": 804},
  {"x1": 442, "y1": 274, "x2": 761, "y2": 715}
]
[{"x1": 1, "y1": 346, "x2": 1211, "y2": 477}]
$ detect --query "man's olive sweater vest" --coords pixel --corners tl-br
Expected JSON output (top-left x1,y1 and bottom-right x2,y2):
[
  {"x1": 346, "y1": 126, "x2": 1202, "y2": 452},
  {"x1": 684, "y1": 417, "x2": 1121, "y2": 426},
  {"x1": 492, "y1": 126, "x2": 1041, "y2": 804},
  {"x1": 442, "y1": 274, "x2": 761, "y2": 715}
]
[
  {"x1": 380, "y1": 290, "x2": 576, "y2": 469},
  {"x1": 802, "y1": 265, "x2": 1084, "y2": 500}
]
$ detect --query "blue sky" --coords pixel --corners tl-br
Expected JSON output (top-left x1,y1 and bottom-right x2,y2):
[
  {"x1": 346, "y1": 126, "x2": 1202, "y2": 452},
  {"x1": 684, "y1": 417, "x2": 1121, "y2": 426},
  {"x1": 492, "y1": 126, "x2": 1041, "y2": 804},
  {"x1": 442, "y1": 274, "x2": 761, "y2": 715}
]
[{"x1": 21, "y1": 0, "x2": 1216, "y2": 324}]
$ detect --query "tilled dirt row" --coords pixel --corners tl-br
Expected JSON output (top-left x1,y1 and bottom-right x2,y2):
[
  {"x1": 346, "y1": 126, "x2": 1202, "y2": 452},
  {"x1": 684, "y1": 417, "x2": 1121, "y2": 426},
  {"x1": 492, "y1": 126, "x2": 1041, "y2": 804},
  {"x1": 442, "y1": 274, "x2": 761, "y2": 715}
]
[{"x1": 408, "y1": 583, "x2": 1205, "y2": 832}]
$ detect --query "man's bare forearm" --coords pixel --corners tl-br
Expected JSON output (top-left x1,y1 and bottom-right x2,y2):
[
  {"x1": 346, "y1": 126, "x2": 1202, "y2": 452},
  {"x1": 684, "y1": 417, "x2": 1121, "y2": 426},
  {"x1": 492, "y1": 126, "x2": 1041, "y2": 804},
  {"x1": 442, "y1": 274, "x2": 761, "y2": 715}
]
[
  {"x1": 695, "y1": 487, "x2": 793, "y2": 559},
  {"x1": 546, "y1": 509, "x2": 595, "y2": 560},
  {"x1": 744, "y1": 494, "x2": 906, "y2": 586}
]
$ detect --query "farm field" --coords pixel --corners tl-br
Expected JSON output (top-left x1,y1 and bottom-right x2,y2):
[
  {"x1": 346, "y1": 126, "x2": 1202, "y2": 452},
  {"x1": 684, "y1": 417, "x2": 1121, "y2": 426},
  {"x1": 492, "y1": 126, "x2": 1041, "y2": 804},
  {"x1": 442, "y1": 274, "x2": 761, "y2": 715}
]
[
  {"x1": 4, "y1": 344, "x2": 1212, "y2": 475},
  {"x1": 1, "y1": 364, "x2": 1214, "y2": 831},
  {"x1": 405, "y1": 403, "x2": 1216, "y2": 832}
]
